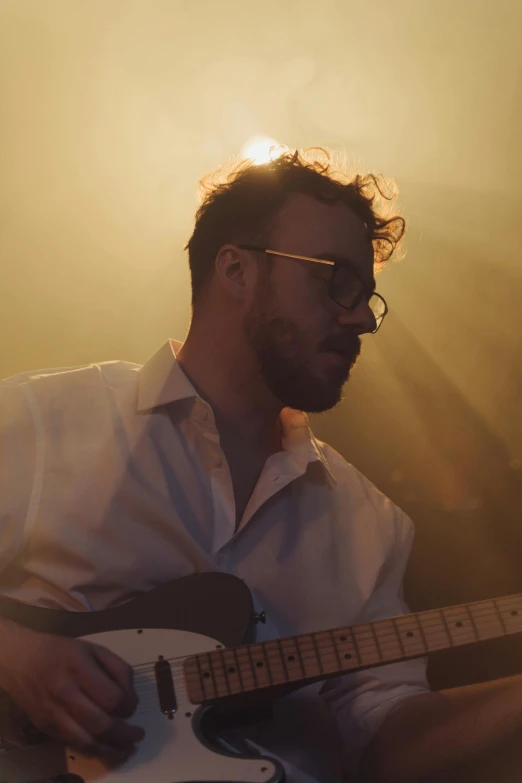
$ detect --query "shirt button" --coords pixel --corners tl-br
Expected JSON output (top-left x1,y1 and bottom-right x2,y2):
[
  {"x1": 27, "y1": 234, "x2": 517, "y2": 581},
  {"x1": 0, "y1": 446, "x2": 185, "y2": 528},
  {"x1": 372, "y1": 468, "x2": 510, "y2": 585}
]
[
  {"x1": 272, "y1": 475, "x2": 280, "y2": 482},
  {"x1": 201, "y1": 409, "x2": 209, "y2": 421},
  {"x1": 213, "y1": 456, "x2": 223, "y2": 468}
]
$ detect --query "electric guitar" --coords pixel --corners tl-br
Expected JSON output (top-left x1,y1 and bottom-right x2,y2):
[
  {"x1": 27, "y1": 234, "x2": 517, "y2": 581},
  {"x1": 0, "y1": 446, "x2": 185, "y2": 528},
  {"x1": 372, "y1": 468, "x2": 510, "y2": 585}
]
[{"x1": 1, "y1": 571, "x2": 521, "y2": 783}]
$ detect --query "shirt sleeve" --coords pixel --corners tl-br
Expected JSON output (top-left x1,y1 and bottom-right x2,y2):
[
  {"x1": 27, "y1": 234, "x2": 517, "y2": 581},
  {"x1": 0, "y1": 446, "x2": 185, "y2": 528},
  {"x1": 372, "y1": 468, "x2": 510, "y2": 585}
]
[
  {"x1": 0, "y1": 380, "x2": 38, "y2": 573},
  {"x1": 320, "y1": 508, "x2": 430, "y2": 778}
]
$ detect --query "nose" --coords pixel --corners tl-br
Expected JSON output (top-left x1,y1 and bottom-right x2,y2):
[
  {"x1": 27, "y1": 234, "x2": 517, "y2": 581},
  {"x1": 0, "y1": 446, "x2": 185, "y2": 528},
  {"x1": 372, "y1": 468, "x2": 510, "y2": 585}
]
[{"x1": 336, "y1": 299, "x2": 376, "y2": 335}]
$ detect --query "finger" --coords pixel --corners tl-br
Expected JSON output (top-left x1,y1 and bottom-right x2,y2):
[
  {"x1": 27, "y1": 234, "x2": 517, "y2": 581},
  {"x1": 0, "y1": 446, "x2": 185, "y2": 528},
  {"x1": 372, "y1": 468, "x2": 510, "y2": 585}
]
[
  {"x1": 96, "y1": 720, "x2": 145, "y2": 750},
  {"x1": 54, "y1": 685, "x2": 144, "y2": 749},
  {"x1": 89, "y1": 643, "x2": 138, "y2": 718},
  {"x1": 34, "y1": 708, "x2": 93, "y2": 751},
  {"x1": 85, "y1": 740, "x2": 137, "y2": 766},
  {"x1": 74, "y1": 646, "x2": 127, "y2": 715}
]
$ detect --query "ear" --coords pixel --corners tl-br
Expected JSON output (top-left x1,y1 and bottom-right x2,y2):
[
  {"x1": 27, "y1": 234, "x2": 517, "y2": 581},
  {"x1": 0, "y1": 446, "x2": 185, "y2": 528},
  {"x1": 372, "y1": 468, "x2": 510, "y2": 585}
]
[{"x1": 214, "y1": 244, "x2": 257, "y2": 302}]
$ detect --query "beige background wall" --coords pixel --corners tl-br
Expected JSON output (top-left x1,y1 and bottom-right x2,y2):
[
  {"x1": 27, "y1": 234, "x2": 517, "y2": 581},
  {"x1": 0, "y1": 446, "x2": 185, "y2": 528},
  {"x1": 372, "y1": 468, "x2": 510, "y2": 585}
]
[{"x1": 1, "y1": 0, "x2": 522, "y2": 686}]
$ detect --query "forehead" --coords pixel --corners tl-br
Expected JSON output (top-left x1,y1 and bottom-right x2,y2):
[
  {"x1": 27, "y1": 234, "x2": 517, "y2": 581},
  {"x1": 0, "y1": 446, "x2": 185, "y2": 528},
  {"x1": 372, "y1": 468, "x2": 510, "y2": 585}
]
[{"x1": 269, "y1": 192, "x2": 375, "y2": 278}]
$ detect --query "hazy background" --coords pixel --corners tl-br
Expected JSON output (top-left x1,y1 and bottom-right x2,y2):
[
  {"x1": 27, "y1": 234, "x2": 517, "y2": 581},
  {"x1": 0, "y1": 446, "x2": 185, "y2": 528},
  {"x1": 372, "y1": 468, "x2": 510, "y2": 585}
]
[{"x1": 1, "y1": 0, "x2": 521, "y2": 689}]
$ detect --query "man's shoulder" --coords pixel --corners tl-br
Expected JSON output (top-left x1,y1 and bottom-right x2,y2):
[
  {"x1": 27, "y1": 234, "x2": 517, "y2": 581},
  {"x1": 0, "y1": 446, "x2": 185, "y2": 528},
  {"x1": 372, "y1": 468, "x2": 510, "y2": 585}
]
[
  {"x1": 1, "y1": 359, "x2": 142, "y2": 390},
  {"x1": 0, "y1": 360, "x2": 143, "y2": 415},
  {"x1": 317, "y1": 439, "x2": 379, "y2": 493},
  {"x1": 318, "y1": 440, "x2": 411, "y2": 526}
]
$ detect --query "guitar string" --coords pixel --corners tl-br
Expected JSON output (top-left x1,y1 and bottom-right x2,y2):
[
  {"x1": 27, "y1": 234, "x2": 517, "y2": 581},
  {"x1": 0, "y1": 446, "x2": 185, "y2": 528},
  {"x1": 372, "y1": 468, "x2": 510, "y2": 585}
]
[
  {"x1": 6, "y1": 603, "x2": 522, "y2": 710},
  {"x1": 1, "y1": 601, "x2": 518, "y2": 710},
  {"x1": 130, "y1": 629, "x2": 522, "y2": 692},
  {"x1": 2, "y1": 606, "x2": 503, "y2": 716},
  {"x1": 1, "y1": 602, "x2": 521, "y2": 718},
  {"x1": 2, "y1": 605, "x2": 519, "y2": 725},
  {"x1": 134, "y1": 607, "x2": 522, "y2": 690},
  {"x1": 131, "y1": 626, "x2": 522, "y2": 698},
  {"x1": 3, "y1": 594, "x2": 521, "y2": 671},
  {"x1": 127, "y1": 601, "x2": 522, "y2": 674}
]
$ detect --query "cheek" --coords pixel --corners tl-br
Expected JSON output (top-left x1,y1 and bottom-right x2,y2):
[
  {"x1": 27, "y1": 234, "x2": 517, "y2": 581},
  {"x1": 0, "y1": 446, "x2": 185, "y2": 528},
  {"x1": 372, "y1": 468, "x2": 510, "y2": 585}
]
[
  {"x1": 276, "y1": 266, "x2": 332, "y2": 318},
  {"x1": 266, "y1": 268, "x2": 336, "y2": 353}
]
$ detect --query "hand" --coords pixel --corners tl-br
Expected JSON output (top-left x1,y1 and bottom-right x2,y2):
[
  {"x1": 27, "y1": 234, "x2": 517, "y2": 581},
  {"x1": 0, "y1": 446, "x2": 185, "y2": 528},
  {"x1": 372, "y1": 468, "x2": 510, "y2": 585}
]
[{"x1": 0, "y1": 621, "x2": 144, "y2": 760}]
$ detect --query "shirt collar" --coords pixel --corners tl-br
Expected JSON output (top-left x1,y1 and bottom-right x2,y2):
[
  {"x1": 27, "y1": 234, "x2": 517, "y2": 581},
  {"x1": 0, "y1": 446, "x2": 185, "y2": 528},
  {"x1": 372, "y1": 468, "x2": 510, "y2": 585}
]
[
  {"x1": 138, "y1": 340, "x2": 336, "y2": 484},
  {"x1": 137, "y1": 340, "x2": 196, "y2": 411},
  {"x1": 279, "y1": 408, "x2": 337, "y2": 485}
]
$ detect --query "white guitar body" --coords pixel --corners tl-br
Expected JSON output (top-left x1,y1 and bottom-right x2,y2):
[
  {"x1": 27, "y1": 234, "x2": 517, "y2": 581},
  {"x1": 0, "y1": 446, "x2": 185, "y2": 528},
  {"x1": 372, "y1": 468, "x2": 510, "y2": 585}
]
[{"x1": 64, "y1": 628, "x2": 280, "y2": 783}]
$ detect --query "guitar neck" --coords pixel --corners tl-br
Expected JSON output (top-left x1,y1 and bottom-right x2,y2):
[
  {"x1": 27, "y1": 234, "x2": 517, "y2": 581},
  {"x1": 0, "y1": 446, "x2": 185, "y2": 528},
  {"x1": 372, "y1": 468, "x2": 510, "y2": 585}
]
[{"x1": 184, "y1": 593, "x2": 522, "y2": 704}]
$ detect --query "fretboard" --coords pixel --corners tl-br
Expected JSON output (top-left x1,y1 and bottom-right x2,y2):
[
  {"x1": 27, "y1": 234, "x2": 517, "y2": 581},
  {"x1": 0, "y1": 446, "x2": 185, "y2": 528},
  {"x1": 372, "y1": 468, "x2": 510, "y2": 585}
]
[{"x1": 183, "y1": 593, "x2": 522, "y2": 704}]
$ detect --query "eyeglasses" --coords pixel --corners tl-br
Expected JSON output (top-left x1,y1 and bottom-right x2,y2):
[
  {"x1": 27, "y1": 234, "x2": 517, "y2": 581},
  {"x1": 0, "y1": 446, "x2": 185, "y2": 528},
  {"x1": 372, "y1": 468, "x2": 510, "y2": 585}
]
[{"x1": 238, "y1": 245, "x2": 388, "y2": 333}]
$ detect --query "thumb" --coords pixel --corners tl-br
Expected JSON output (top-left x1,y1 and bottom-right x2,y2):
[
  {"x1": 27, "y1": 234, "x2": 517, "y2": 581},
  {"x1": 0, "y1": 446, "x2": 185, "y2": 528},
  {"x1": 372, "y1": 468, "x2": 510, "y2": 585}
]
[{"x1": 89, "y1": 643, "x2": 138, "y2": 718}]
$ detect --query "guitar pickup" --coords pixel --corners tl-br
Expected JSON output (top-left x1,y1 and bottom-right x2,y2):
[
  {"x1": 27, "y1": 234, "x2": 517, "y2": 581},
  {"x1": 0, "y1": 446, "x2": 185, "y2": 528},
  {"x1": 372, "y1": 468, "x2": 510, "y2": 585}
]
[{"x1": 154, "y1": 657, "x2": 177, "y2": 717}]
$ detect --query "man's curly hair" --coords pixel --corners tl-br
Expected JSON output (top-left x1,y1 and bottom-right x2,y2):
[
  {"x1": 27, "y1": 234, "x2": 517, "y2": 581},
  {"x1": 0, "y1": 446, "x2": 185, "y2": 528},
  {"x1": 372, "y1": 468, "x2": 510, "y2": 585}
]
[{"x1": 185, "y1": 148, "x2": 405, "y2": 307}]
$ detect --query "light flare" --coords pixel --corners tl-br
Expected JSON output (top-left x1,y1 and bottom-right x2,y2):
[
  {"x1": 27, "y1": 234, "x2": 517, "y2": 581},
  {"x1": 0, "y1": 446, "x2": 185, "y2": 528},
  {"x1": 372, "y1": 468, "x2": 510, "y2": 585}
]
[{"x1": 240, "y1": 136, "x2": 287, "y2": 165}]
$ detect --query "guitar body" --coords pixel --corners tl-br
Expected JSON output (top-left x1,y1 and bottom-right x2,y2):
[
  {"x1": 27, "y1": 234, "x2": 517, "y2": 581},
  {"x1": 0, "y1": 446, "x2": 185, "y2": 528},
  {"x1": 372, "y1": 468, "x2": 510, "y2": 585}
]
[{"x1": 0, "y1": 573, "x2": 284, "y2": 783}]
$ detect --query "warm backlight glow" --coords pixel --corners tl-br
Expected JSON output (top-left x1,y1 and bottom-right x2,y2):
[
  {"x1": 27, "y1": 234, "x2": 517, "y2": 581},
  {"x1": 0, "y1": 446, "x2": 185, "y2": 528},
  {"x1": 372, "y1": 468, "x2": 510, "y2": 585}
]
[{"x1": 240, "y1": 136, "x2": 286, "y2": 165}]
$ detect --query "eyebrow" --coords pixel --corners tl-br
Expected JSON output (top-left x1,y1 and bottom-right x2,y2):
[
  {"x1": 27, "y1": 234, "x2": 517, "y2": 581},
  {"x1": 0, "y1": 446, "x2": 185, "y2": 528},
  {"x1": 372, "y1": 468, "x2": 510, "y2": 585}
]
[{"x1": 316, "y1": 251, "x2": 377, "y2": 291}]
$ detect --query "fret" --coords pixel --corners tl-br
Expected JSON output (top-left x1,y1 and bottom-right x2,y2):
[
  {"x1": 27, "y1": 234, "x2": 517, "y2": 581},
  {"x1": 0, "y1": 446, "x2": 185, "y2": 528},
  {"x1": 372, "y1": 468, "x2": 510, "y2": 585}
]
[
  {"x1": 183, "y1": 655, "x2": 204, "y2": 703},
  {"x1": 373, "y1": 619, "x2": 403, "y2": 661},
  {"x1": 417, "y1": 609, "x2": 451, "y2": 651},
  {"x1": 370, "y1": 623, "x2": 383, "y2": 661},
  {"x1": 208, "y1": 651, "x2": 219, "y2": 698},
  {"x1": 329, "y1": 629, "x2": 343, "y2": 670},
  {"x1": 261, "y1": 645, "x2": 274, "y2": 684},
  {"x1": 393, "y1": 615, "x2": 427, "y2": 656},
  {"x1": 492, "y1": 599, "x2": 508, "y2": 635},
  {"x1": 439, "y1": 608, "x2": 453, "y2": 645},
  {"x1": 276, "y1": 638, "x2": 290, "y2": 681},
  {"x1": 206, "y1": 649, "x2": 231, "y2": 697},
  {"x1": 312, "y1": 631, "x2": 341, "y2": 675},
  {"x1": 465, "y1": 605, "x2": 480, "y2": 641},
  {"x1": 468, "y1": 601, "x2": 506, "y2": 639},
  {"x1": 310, "y1": 633, "x2": 324, "y2": 675},
  {"x1": 219, "y1": 648, "x2": 233, "y2": 694},
  {"x1": 352, "y1": 624, "x2": 381, "y2": 666},
  {"x1": 279, "y1": 637, "x2": 306, "y2": 680},
  {"x1": 349, "y1": 627, "x2": 362, "y2": 665},
  {"x1": 442, "y1": 606, "x2": 477, "y2": 646},
  {"x1": 197, "y1": 651, "x2": 218, "y2": 700},
  {"x1": 263, "y1": 640, "x2": 290, "y2": 684},
  {"x1": 414, "y1": 613, "x2": 429, "y2": 651},
  {"x1": 233, "y1": 646, "x2": 256, "y2": 690},
  {"x1": 217, "y1": 648, "x2": 245, "y2": 695},
  {"x1": 497, "y1": 596, "x2": 522, "y2": 635},
  {"x1": 247, "y1": 644, "x2": 272, "y2": 689},
  {"x1": 245, "y1": 645, "x2": 256, "y2": 687},
  {"x1": 332, "y1": 627, "x2": 361, "y2": 670},
  {"x1": 392, "y1": 617, "x2": 406, "y2": 656},
  {"x1": 294, "y1": 636, "x2": 308, "y2": 677},
  {"x1": 296, "y1": 634, "x2": 323, "y2": 677}
]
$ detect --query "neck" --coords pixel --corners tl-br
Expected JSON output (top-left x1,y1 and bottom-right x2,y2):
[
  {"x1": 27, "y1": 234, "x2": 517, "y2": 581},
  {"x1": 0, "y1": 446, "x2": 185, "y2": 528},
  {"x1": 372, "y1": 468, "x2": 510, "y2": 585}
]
[
  {"x1": 176, "y1": 319, "x2": 282, "y2": 455},
  {"x1": 184, "y1": 592, "x2": 522, "y2": 707}
]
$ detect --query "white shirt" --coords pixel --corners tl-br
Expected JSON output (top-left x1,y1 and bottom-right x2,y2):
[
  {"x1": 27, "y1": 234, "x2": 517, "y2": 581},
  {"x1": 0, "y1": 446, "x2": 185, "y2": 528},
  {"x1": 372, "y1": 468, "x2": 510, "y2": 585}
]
[{"x1": 0, "y1": 339, "x2": 429, "y2": 782}]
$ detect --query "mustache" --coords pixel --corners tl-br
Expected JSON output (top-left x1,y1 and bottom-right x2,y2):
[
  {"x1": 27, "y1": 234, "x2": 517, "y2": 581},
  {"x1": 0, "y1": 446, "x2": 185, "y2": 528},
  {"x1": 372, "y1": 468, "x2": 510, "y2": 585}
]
[{"x1": 321, "y1": 333, "x2": 361, "y2": 356}]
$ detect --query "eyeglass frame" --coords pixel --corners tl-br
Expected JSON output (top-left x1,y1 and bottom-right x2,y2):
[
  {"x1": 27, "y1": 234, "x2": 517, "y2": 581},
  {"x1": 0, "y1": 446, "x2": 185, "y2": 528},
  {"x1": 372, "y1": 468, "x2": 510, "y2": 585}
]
[{"x1": 237, "y1": 245, "x2": 388, "y2": 334}]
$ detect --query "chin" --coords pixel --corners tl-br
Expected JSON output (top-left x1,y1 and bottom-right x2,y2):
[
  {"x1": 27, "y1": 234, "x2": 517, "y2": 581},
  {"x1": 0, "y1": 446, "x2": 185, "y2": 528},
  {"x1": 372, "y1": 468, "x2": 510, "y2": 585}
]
[
  {"x1": 301, "y1": 390, "x2": 345, "y2": 414},
  {"x1": 279, "y1": 378, "x2": 347, "y2": 413}
]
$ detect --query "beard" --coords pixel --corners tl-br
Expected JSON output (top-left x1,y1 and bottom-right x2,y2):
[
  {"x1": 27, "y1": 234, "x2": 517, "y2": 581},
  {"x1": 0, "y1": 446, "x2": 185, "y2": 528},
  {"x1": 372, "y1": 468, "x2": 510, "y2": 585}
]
[{"x1": 242, "y1": 274, "x2": 361, "y2": 413}]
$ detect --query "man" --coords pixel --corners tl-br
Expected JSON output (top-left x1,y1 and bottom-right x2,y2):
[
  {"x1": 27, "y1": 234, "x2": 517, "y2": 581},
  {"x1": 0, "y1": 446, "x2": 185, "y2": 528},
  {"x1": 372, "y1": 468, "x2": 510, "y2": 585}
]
[{"x1": 1, "y1": 150, "x2": 521, "y2": 783}]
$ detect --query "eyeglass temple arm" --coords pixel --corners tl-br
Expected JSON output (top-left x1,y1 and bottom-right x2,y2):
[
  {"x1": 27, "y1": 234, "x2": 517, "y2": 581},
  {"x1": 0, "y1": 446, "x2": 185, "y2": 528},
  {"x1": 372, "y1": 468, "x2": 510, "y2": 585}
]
[{"x1": 264, "y1": 249, "x2": 335, "y2": 267}]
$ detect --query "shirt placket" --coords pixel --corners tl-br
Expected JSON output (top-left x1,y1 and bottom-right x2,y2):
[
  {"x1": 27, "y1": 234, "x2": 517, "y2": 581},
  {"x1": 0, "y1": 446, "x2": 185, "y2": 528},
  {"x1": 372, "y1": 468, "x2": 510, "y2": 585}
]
[
  {"x1": 233, "y1": 452, "x2": 311, "y2": 536},
  {"x1": 190, "y1": 399, "x2": 236, "y2": 554},
  {"x1": 190, "y1": 399, "x2": 323, "y2": 553}
]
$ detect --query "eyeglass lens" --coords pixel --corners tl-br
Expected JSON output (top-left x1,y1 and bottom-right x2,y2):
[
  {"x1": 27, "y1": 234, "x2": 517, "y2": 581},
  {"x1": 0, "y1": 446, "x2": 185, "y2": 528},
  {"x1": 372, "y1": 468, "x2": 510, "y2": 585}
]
[{"x1": 331, "y1": 267, "x2": 386, "y2": 330}]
